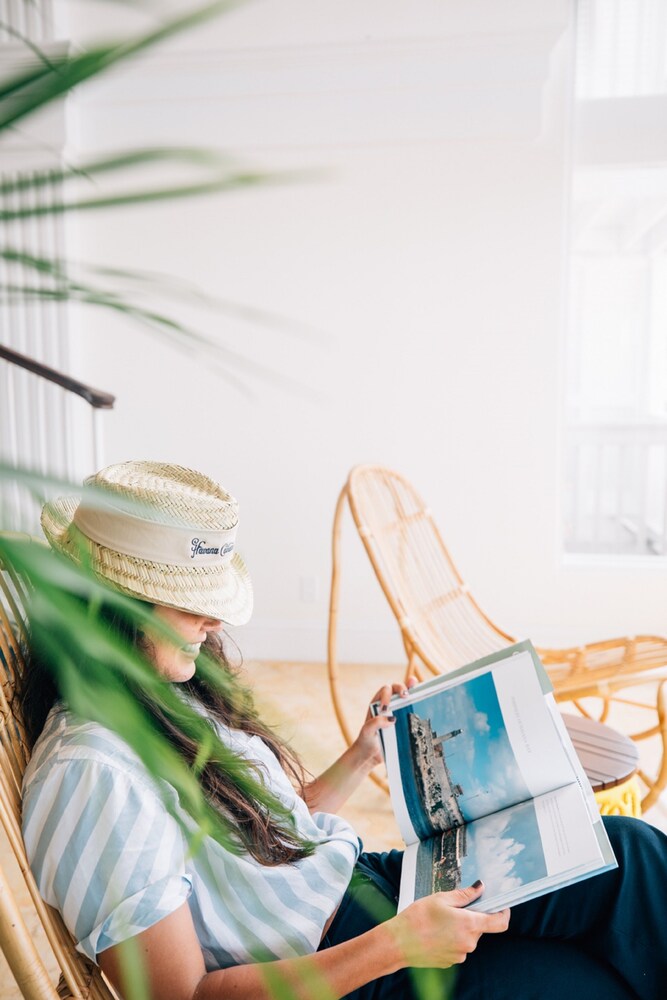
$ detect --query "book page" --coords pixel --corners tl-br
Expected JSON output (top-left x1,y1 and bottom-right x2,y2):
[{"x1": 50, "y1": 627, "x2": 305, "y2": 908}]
[
  {"x1": 545, "y1": 697, "x2": 603, "y2": 822},
  {"x1": 399, "y1": 782, "x2": 612, "y2": 913},
  {"x1": 493, "y1": 653, "x2": 579, "y2": 798},
  {"x1": 381, "y1": 646, "x2": 577, "y2": 843}
]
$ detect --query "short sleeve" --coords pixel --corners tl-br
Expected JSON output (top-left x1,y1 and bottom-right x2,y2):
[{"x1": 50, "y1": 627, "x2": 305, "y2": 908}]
[{"x1": 22, "y1": 757, "x2": 192, "y2": 960}]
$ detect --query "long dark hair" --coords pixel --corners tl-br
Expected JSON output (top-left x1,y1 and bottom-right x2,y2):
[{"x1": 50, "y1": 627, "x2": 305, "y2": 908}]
[{"x1": 15, "y1": 594, "x2": 313, "y2": 867}]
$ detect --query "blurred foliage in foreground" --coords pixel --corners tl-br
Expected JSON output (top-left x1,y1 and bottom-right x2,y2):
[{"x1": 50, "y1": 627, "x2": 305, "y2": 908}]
[{"x1": 0, "y1": 3, "x2": 335, "y2": 998}]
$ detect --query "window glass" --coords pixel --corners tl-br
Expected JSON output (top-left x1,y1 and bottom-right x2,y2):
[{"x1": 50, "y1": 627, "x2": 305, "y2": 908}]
[{"x1": 564, "y1": 0, "x2": 667, "y2": 556}]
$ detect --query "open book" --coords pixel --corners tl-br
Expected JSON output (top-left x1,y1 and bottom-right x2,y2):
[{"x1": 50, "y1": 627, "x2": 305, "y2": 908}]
[{"x1": 375, "y1": 641, "x2": 617, "y2": 913}]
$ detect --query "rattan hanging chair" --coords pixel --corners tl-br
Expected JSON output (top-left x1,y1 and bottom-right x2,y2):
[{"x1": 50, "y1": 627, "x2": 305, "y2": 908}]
[
  {"x1": 0, "y1": 534, "x2": 117, "y2": 1000},
  {"x1": 327, "y1": 465, "x2": 667, "y2": 810}
]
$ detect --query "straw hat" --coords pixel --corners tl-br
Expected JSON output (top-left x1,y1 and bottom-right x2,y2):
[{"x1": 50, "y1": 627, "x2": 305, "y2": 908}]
[{"x1": 41, "y1": 461, "x2": 253, "y2": 626}]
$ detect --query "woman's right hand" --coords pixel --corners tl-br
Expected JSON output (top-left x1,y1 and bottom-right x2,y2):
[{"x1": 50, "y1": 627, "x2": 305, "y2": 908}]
[{"x1": 388, "y1": 881, "x2": 510, "y2": 969}]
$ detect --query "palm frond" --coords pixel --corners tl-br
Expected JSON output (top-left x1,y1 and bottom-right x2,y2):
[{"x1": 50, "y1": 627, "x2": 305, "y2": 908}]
[
  {"x1": 0, "y1": 528, "x2": 303, "y2": 856},
  {"x1": 0, "y1": 162, "x2": 278, "y2": 220},
  {"x1": 0, "y1": 148, "x2": 233, "y2": 194},
  {"x1": 0, "y1": 1, "x2": 245, "y2": 129},
  {"x1": 0, "y1": 1, "x2": 320, "y2": 395},
  {"x1": 0, "y1": 20, "x2": 58, "y2": 68},
  {"x1": 0, "y1": 249, "x2": 325, "y2": 398},
  {"x1": 3, "y1": 246, "x2": 322, "y2": 343}
]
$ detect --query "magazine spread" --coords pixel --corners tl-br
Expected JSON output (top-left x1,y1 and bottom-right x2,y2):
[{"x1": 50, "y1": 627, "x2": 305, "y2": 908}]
[{"x1": 375, "y1": 641, "x2": 617, "y2": 913}]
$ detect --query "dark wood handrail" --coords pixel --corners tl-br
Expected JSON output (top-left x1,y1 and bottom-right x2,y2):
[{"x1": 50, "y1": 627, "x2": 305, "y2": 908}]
[{"x1": 0, "y1": 345, "x2": 115, "y2": 409}]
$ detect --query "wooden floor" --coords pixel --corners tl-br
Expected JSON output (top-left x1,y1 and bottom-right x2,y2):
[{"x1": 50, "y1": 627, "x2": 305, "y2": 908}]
[{"x1": 2, "y1": 660, "x2": 667, "y2": 999}]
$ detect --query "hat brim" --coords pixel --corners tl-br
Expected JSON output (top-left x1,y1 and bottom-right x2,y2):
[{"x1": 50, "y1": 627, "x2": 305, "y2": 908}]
[{"x1": 41, "y1": 495, "x2": 253, "y2": 627}]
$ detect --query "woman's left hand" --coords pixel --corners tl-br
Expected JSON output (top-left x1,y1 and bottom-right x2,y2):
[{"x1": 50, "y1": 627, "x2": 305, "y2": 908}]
[
  {"x1": 352, "y1": 678, "x2": 418, "y2": 769},
  {"x1": 304, "y1": 677, "x2": 418, "y2": 813}
]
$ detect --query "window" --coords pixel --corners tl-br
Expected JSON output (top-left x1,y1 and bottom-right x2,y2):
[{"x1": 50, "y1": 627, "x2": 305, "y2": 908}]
[{"x1": 564, "y1": 0, "x2": 667, "y2": 556}]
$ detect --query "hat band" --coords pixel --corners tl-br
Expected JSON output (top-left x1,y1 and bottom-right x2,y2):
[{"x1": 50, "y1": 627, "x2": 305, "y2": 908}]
[{"x1": 72, "y1": 504, "x2": 237, "y2": 567}]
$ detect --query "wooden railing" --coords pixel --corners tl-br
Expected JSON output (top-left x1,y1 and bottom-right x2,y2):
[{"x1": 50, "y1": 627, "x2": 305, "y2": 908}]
[
  {"x1": 0, "y1": 345, "x2": 116, "y2": 531},
  {"x1": 0, "y1": 345, "x2": 115, "y2": 410}
]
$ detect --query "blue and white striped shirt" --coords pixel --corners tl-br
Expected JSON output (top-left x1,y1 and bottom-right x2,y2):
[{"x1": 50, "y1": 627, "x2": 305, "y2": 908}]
[{"x1": 22, "y1": 704, "x2": 360, "y2": 968}]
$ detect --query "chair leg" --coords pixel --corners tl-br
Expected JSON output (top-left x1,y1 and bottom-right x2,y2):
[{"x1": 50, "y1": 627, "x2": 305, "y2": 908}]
[
  {"x1": 637, "y1": 680, "x2": 667, "y2": 812},
  {"x1": 328, "y1": 484, "x2": 357, "y2": 750},
  {"x1": 0, "y1": 863, "x2": 60, "y2": 1000},
  {"x1": 571, "y1": 697, "x2": 612, "y2": 724},
  {"x1": 327, "y1": 485, "x2": 389, "y2": 793}
]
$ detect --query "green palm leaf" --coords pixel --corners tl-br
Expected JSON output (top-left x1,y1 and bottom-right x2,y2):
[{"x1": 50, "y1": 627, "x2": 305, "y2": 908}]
[{"x1": 0, "y1": 2, "x2": 244, "y2": 129}]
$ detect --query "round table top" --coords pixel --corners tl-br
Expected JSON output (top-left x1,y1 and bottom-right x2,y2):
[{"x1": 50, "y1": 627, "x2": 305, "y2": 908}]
[{"x1": 562, "y1": 713, "x2": 640, "y2": 792}]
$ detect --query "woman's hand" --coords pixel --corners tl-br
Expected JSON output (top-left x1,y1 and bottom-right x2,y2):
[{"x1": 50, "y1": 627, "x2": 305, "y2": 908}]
[
  {"x1": 351, "y1": 678, "x2": 418, "y2": 769},
  {"x1": 389, "y1": 881, "x2": 510, "y2": 969},
  {"x1": 99, "y1": 887, "x2": 508, "y2": 1000},
  {"x1": 304, "y1": 677, "x2": 417, "y2": 813}
]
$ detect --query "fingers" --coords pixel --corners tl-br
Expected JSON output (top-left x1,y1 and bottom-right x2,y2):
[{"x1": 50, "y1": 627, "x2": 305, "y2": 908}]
[
  {"x1": 444, "y1": 881, "x2": 485, "y2": 909},
  {"x1": 373, "y1": 681, "x2": 414, "y2": 711},
  {"x1": 367, "y1": 678, "x2": 418, "y2": 725},
  {"x1": 365, "y1": 714, "x2": 396, "y2": 733},
  {"x1": 400, "y1": 888, "x2": 509, "y2": 969},
  {"x1": 440, "y1": 882, "x2": 510, "y2": 934},
  {"x1": 481, "y1": 908, "x2": 511, "y2": 934}
]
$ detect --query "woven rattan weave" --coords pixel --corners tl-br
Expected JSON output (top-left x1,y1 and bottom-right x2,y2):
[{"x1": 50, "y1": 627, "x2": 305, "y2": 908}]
[{"x1": 0, "y1": 535, "x2": 116, "y2": 1000}]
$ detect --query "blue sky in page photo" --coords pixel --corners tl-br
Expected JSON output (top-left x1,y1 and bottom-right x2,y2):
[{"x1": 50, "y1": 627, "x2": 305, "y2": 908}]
[{"x1": 394, "y1": 671, "x2": 532, "y2": 822}]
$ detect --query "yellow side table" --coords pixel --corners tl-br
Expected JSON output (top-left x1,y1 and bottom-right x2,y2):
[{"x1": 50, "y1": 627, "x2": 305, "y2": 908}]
[
  {"x1": 594, "y1": 777, "x2": 642, "y2": 818},
  {"x1": 563, "y1": 713, "x2": 641, "y2": 818}
]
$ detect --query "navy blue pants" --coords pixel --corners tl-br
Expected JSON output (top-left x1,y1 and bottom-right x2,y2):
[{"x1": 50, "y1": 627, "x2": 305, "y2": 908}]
[{"x1": 319, "y1": 816, "x2": 665, "y2": 999}]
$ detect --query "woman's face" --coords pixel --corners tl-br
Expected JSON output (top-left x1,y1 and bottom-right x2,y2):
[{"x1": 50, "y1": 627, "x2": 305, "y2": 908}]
[{"x1": 147, "y1": 605, "x2": 223, "y2": 682}]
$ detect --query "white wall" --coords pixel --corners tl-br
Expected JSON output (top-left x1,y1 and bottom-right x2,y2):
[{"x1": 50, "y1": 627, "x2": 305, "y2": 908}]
[{"x1": 48, "y1": 0, "x2": 667, "y2": 663}]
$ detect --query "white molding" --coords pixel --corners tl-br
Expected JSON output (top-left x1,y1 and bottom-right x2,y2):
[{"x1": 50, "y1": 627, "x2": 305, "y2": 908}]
[
  {"x1": 0, "y1": 40, "x2": 84, "y2": 515},
  {"x1": 74, "y1": 30, "x2": 564, "y2": 151},
  {"x1": 236, "y1": 619, "x2": 610, "y2": 666},
  {"x1": 239, "y1": 620, "x2": 404, "y2": 665},
  {"x1": 562, "y1": 553, "x2": 667, "y2": 571}
]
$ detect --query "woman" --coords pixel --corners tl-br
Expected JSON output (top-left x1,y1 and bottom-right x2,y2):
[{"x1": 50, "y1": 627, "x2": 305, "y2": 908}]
[{"x1": 16, "y1": 461, "x2": 667, "y2": 1000}]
